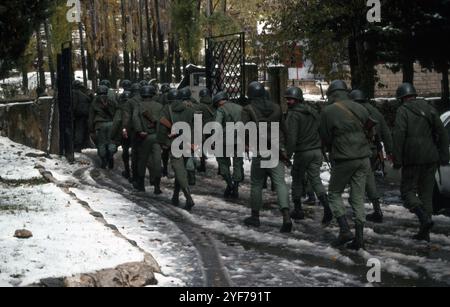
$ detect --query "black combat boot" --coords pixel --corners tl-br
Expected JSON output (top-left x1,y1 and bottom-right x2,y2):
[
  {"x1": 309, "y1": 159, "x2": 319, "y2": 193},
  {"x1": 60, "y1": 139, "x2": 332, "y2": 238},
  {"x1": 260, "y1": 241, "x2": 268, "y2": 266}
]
[
  {"x1": 133, "y1": 177, "x2": 146, "y2": 192},
  {"x1": 231, "y1": 182, "x2": 240, "y2": 199},
  {"x1": 100, "y1": 157, "x2": 108, "y2": 169},
  {"x1": 347, "y1": 222, "x2": 365, "y2": 250},
  {"x1": 412, "y1": 207, "x2": 434, "y2": 242},
  {"x1": 223, "y1": 175, "x2": 234, "y2": 199},
  {"x1": 333, "y1": 216, "x2": 354, "y2": 246},
  {"x1": 198, "y1": 157, "x2": 207, "y2": 173},
  {"x1": 182, "y1": 188, "x2": 195, "y2": 212},
  {"x1": 303, "y1": 192, "x2": 317, "y2": 205},
  {"x1": 244, "y1": 210, "x2": 261, "y2": 228},
  {"x1": 319, "y1": 194, "x2": 333, "y2": 227},
  {"x1": 172, "y1": 182, "x2": 181, "y2": 206},
  {"x1": 290, "y1": 200, "x2": 305, "y2": 220},
  {"x1": 280, "y1": 208, "x2": 293, "y2": 233},
  {"x1": 122, "y1": 153, "x2": 131, "y2": 179},
  {"x1": 153, "y1": 178, "x2": 162, "y2": 195},
  {"x1": 162, "y1": 150, "x2": 169, "y2": 177},
  {"x1": 188, "y1": 171, "x2": 196, "y2": 186},
  {"x1": 366, "y1": 199, "x2": 384, "y2": 224},
  {"x1": 262, "y1": 176, "x2": 268, "y2": 190}
]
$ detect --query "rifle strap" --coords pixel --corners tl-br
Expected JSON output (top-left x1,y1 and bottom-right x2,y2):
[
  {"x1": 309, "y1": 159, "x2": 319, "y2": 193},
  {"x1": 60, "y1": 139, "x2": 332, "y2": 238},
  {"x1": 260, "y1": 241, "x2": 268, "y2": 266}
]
[{"x1": 335, "y1": 101, "x2": 364, "y2": 129}]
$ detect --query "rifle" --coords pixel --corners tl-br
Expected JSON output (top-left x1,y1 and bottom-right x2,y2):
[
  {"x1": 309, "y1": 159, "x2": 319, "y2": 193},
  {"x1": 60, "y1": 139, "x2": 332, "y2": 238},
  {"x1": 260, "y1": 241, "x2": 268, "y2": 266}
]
[{"x1": 142, "y1": 111, "x2": 156, "y2": 129}]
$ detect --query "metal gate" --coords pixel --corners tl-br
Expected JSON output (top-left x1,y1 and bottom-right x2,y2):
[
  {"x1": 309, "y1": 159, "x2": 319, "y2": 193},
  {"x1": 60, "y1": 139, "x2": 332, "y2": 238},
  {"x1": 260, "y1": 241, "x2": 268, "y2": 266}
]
[{"x1": 205, "y1": 32, "x2": 245, "y2": 102}]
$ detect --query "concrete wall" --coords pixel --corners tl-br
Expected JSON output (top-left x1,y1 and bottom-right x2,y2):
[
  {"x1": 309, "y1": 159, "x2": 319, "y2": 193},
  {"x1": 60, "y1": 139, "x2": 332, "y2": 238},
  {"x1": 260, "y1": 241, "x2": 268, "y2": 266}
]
[{"x1": 0, "y1": 98, "x2": 59, "y2": 154}]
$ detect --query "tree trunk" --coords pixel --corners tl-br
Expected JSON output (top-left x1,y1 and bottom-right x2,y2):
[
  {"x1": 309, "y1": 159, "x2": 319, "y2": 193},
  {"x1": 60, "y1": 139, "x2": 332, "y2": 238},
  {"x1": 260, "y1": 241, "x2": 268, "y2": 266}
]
[
  {"x1": 111, "y1": 56, "x2": 119, "y2": 88},
  {"x1": 138, "y1": 0, "x2": 145, "y2": 80},
  {"x1": 402, "y1": 59, "x2": 415, "y2": 84},
  {"x1": 166, "y1": 34, "x2": 174, "y2": 83},
  {"x1": 43, "y1": 19, "x2": 56, "y2": 89},
  {"x1": 21, "y1": 65, "x2": 29, "y2": 95},
  {"x1": 154, "y1": 0, "x2": 166, "y2": 82},
  {"x1": 144, "y1": 0, "x2": 156, "y2": 78},
  {"x1": 88, "y1": 0, "x2": 98, "y2": 91},
  {"x1": 87, "y1": 52, "x2": 94, "y2": 82},
  {"x1": 98, "y1": 58, "x2": 110, "y2": 81},
  {"x1": 348, "y1": 37, "x2": 358, "y2": 89},
  {"x1": 174, "y1": 39, "x2": 182, "y2": 82},
  {"x1": 121, "y1": 0, "x2": 131, "y2": 80},
  {"x1": 78, "y1": 22, "x2": 88, "y2": 87},
  {"x1": 36, "y1": 25, "x2": 46, "y2": 89}
]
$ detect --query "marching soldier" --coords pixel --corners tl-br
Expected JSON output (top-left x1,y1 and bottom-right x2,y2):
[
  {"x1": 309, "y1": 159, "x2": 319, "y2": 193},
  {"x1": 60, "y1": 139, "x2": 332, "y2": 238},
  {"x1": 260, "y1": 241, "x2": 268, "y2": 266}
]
[
  {"x1": 99, "y1": 79, "x2": 118, "y2": 103},
  {"x1": 72, "y1": 80, "x2": 92, "y2": 153},
  {"x1": 197, "y1": 88, "x2": 215, "y2": 173},
  {"x1": 160, "y1": 83, "x2": 172, "y2": 176},
  {"x1": 158, "y1": 89, "x2": 196, "y2": 212},
  {"x1": 350, "y1": 89, "x2": 394, "y2": 223},
  {"x1": 285, "y1": 86, "x2": 333, "y2": 226},
  {"x1": 242, "y1": 81, "x2": 293, "y2": 233},
  {"x1": 132, "y1": 85, "x2": 163, "y2": 194},
  {"x1": 179, "y1": 86, "x2": 198, "y2": 185},
  {"x1": 89, "y1": 85, "x2": 118, "y2": 169},
  {"x1": 111, "y1": 80, "x2": 133, "y2": 179},
  {"x1": 213, "y1": 91, "x2": 244, "y2": 199},
  {"x1": 393, "y1": 83, "x2": 449, "y2": 242},
  {"x1": 319, "y1": 80, "x2": 372, "y2": 250}
]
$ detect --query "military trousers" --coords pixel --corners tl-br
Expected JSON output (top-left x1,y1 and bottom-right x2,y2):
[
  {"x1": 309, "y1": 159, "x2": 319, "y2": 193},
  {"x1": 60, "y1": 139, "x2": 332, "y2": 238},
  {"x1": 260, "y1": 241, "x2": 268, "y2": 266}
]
[
  {"x1": 171, "y1": 156, "x2": 189, "y2": 190},
  {"x1": 136, "y1": 133, "x2": 162, "y2": 183},
  {"x1": 95, "y1": 122, "x2": 117, "y2": 159},
  {"x1": 292, "y1": 149, "x2": 326, "y2": 202},
  {"x1": 216, "y1": 156, "x2": 244, "y2": 183},
  {"x1": 328, "y1": 158, "x2": 371, "y2": 224},
  {"x1": 74, "y1": 117, "x2": 89, "y2": 152},
  {"x1": 365, "y1": 151, "x2": 380, "y2": 202},
  {"x1": 250, "y1": 158, "x2": 290, "y2": 212},
  {"x1": 401, "y1": 163, "x2": 437, "y2": 216}
]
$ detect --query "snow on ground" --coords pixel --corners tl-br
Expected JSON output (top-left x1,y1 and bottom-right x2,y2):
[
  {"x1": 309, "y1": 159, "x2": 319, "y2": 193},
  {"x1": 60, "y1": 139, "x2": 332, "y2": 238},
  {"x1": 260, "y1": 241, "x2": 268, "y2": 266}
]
[
  {"x1": 0, "y1": 137, "x2": 156, "y2": 287},
  {"x1": 70, "y1": 184, "x2": 201, "y2": 287},
  {"x1": 0, "y1": 183, "x2": 144, "y2": 287},
  {"x1": 0, "y1": 137, "x2": 44, "y2": 181}
]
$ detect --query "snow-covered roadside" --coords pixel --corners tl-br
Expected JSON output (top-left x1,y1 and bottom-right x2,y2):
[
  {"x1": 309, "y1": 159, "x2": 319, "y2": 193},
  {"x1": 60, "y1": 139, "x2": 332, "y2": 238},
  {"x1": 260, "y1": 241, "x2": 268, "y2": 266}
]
[{"x1": 0, "y1": 136, "x2": 149, "y2": 286}]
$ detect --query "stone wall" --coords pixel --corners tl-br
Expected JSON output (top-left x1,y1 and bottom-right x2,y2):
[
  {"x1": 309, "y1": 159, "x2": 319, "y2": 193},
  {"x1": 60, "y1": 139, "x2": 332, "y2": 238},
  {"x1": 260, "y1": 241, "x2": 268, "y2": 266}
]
[
  {"x1": 376, "y1": 63, "x2": 447, "y2": 97},
  {"x1": 0, "y1": 98, "x2": 59, "y2": 154}
]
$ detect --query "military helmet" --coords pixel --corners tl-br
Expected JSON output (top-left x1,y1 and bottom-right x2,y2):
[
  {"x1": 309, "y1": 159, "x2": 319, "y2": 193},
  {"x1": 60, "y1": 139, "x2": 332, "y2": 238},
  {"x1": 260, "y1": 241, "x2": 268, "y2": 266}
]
[
  {"x1": 139, "y1": 80, "x2": 149, "y2": 87},
  {"x1": 350, "y1": 89, "x2": 367, "y2": 103},
  {"x1": 213, "y1": 91, "x2": 229, "y2": 106},
  {"x1": 167, "y1": 89, "x2": 180, "y2": 102},
  {"x1": 284, "y1": 87, "x2": 304, "y2": 102},
  {"x1": 97, "y1": 85, "x2": 109, "y2": 96},
  {"x1": 179, "y1": 87, "x2": 192, "y2": 100},
  {"x1": 100, "y1": 79, "x2": 111, "y2": 88},
  {"x1": 396, "y1": 83, "x2": 417, "y2": 99},
  {"x1": 247, "y1": 81, "x2": 265, "y2": 99},
  {"x1": 199, "y1": 88, "x2": 211, "y2": 98},
  {"x1": 141, "y1": 85, "x2": 156, "y2": 98},
  {"x1": 161, "y1": 83, "x2": 171, "y2": 94},
  {"x1": 121, "y1": 79, "x2": 132, "y2": 91},
  {"x1": 131, "y1": 83, "x2": 141, "y2": 93},
  {"x1": 326, "y1": 80, "x2": 348, "y2": 96},
  {"x1": 72, "y1": 80, "x2": 83, "y2": 89}
]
